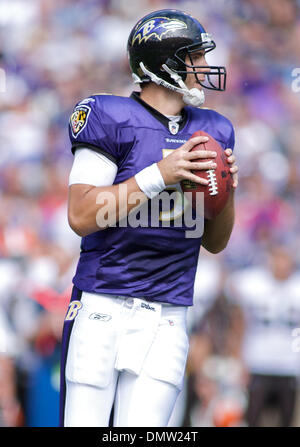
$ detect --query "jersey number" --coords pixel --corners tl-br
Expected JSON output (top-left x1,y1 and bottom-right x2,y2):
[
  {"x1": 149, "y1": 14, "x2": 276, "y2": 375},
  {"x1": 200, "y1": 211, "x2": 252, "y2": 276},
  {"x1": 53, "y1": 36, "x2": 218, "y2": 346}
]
[{"x1": 159, "y1": 149, "x2": 189, "y2": 222}]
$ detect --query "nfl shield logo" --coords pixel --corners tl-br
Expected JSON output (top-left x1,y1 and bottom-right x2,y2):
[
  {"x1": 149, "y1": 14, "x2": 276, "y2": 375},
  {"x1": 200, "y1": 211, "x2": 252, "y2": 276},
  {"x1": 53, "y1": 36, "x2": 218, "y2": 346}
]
[{"x1": 168, "y1": 121, "x2": 179, "y2": 135}]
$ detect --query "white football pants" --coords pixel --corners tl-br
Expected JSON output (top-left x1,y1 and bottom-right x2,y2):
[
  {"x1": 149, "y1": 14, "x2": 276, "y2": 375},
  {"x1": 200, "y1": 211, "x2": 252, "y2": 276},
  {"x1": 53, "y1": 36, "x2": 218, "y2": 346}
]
[{"x1": 60, "y1": 290, "x2": 189, "y2": 427}]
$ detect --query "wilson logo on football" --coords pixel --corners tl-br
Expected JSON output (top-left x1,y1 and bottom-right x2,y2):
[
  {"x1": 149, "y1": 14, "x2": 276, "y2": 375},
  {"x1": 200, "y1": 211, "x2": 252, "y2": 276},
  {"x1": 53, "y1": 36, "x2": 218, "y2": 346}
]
[{"x1": 132, "y1": 17, "x2": 187, "y2": 45}]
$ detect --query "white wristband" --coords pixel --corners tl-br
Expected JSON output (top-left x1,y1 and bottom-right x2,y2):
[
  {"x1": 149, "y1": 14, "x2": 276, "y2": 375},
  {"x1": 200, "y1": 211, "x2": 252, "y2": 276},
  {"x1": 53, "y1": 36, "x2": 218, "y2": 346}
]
[{"x1": 135, "y1": 163, "x2": 166, "y2": 199}]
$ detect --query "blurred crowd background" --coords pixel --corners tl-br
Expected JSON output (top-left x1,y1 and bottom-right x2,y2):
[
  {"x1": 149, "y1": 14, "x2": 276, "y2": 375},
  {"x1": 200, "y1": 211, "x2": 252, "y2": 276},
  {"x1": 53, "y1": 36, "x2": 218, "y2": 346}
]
[{"x1": 0, "y1": 0, "x2": 300, "y2": 427}]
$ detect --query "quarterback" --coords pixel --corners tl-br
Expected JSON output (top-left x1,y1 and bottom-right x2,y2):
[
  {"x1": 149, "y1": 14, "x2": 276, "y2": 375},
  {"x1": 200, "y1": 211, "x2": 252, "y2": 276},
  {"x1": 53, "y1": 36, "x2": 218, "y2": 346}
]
[{"x1": 60, "y1": 9, "x2": 238, "y2": 427}]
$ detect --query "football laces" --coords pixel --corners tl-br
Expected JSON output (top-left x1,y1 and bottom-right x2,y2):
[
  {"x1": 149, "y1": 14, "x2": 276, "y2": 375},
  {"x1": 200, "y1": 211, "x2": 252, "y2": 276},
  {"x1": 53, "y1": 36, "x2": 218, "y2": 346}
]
[{"x1": 207, "y1": 169, "x2": 218, "y2": 196}]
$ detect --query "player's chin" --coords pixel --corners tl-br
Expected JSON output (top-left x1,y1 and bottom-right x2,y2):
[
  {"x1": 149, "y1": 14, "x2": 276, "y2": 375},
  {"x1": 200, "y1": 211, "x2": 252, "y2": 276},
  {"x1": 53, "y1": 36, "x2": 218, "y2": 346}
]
[
  {"x1": 186, "y1": 75, "x2": 204, "y2": 91},
  {"x1": 194, "y1": 81, "x2": 205, "y2": 91},
  {"x1": 187, "y1": 83, "x2": 203, "y2": 92}
]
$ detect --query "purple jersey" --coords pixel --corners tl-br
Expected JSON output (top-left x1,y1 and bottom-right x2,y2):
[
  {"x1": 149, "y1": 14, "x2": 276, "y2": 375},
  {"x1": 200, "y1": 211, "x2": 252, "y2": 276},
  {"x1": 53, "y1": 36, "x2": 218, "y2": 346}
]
[{"x1": 68, "y1": 92, "x2": 235, "y2": 306}]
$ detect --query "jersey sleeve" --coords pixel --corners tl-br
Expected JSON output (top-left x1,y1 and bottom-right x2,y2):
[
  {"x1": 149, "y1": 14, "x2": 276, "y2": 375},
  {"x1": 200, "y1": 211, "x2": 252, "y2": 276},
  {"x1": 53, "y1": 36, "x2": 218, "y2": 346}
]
[
  {"x1": 68, "y1": 148, "x2": 117, "y2": 187},
  {"x1": 68, "y1": 97, "x2": 118, "y2": 165}
]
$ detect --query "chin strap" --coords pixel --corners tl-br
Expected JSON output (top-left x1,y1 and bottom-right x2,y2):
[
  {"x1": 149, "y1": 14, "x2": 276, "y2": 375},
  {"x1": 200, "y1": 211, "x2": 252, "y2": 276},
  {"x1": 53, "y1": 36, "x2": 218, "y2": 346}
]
[{"x1": 135, "y1": 62, "x2": 205, "y2": 107}]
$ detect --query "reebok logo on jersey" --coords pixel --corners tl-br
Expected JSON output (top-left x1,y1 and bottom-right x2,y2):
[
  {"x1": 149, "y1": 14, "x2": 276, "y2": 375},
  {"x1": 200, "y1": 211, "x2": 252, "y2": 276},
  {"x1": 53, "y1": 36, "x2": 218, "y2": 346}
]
[
  {"x1": 141, "y1": 302, "x2": 156, "y2": 312},
  {"x1": 89, "y1": 313, "x2": 112, "y2": 322},
  {"x1": 78, "y1": 97, "x2": 95, "y2": 105}
]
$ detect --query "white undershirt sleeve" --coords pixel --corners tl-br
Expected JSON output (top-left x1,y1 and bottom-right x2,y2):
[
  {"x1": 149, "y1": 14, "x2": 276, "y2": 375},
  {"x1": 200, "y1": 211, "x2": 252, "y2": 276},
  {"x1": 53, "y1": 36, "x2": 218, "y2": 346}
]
[{"x1": 69, "y1": 148, "x2": 118, "y2": 187}]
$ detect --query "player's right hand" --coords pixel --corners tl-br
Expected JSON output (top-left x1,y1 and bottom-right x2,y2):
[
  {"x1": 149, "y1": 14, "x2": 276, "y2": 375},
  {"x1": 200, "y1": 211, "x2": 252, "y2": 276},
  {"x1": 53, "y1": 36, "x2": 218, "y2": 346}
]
[{"x1": 157, "y1": 136, "x2": 217, "y2": 186}]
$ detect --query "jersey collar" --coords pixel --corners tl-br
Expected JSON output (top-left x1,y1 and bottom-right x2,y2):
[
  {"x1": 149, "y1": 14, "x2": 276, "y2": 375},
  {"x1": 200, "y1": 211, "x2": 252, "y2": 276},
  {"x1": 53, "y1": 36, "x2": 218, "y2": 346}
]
[{"x1": 130, "y1": 92, "x2": 188, "y2": 133}]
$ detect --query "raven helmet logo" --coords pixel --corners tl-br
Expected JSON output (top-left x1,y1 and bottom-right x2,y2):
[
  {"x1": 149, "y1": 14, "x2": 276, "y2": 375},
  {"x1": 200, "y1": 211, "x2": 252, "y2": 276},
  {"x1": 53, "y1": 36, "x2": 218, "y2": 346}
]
[
  {"x1": 132, "y1": 17, "x2": 187, "y2": 45},
  {"x1": 70, "y1": 104, "x2": 91, "y2": 138}
]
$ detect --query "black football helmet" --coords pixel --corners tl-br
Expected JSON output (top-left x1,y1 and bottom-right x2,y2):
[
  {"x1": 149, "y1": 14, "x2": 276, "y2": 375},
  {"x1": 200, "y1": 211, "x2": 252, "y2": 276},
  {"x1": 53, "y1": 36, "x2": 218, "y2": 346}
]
[{"x1": 127, "y1": 9, "x2": 226, "y2": 105}]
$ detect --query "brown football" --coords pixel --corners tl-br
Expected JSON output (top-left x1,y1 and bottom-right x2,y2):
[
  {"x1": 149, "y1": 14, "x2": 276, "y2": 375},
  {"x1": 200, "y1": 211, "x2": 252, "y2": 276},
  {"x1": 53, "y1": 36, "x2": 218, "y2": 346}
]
[{"x1": 181, "y1": 130, "x2": 233, "y2": 220}]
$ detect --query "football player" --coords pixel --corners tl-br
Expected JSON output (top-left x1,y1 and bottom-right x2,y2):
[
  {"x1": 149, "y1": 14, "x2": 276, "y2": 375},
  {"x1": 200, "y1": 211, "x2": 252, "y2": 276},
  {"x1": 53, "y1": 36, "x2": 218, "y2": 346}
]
[
  {"x1": 226, "y1": 245, "x2": 300, "y2": 426},
  {"x1": 60, "y1": 9, "x2": 238, "y2": 427}
]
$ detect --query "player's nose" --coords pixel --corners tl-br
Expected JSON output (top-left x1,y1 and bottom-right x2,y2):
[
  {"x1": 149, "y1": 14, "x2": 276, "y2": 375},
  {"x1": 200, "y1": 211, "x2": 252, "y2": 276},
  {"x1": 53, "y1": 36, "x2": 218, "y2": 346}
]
[
  {"x1": 201, "y1": 57, "x2": 210, "y2": 72},
  {"x1": 196, "y1": 56, "x2": 210, "y2": 79}
]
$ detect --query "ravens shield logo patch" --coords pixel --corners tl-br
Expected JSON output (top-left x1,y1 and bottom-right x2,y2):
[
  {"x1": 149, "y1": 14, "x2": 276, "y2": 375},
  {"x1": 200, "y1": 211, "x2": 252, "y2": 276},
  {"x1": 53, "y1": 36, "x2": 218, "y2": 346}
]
[{"x1": 70, "y1": 104, "x2": 91, "y2": 138}]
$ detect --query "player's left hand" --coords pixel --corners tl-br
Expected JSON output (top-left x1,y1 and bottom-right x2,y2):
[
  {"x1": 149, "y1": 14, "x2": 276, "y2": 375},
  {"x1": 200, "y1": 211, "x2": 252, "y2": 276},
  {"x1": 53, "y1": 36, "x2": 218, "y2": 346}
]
[{"x1": 225, "y1": 148, "x2": 238, "y2": 189}]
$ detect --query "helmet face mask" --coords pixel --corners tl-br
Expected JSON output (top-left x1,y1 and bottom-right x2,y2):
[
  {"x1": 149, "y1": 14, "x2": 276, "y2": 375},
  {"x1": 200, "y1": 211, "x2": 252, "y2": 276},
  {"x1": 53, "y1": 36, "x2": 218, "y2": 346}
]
[
  {"x1": 172, "y1": 42, "x2": 226, "y2": 91},
  {"x1": 127, "y1": 9, "x2": 226, "y2": 105}
]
